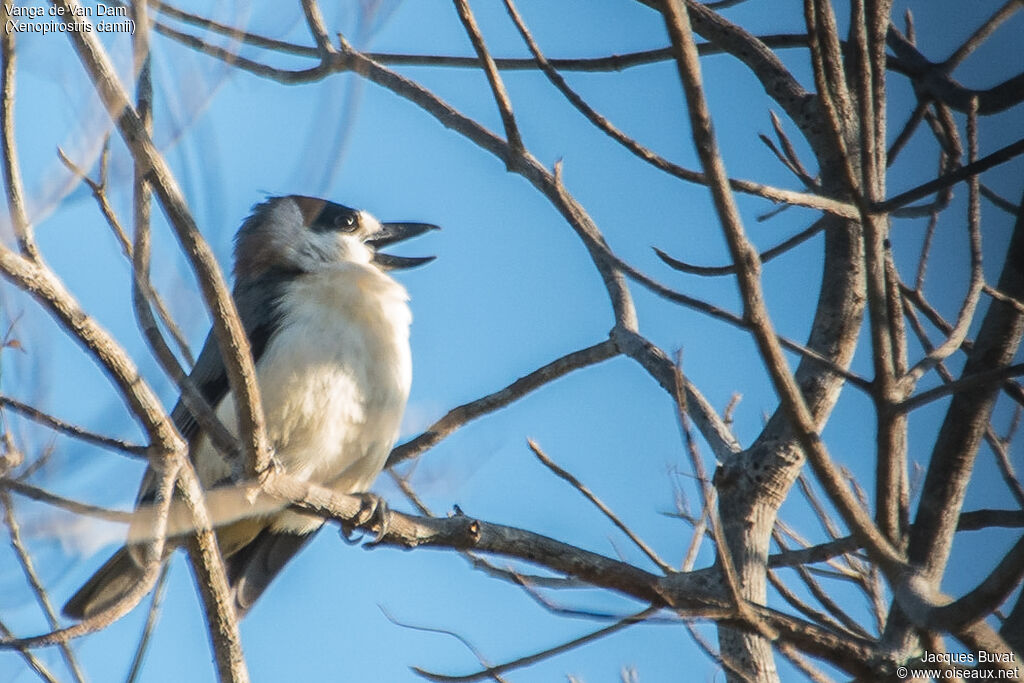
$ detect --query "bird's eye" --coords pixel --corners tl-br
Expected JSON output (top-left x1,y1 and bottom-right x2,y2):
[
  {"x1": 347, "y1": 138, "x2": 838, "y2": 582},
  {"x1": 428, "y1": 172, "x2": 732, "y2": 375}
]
[{"x1": 335, "y1": 213, "x2": 357, "y2": 231}]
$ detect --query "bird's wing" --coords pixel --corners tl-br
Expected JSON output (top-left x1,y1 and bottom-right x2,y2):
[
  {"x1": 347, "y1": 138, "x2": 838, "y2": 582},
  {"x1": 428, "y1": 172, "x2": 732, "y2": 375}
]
[
  {"x1": 137, "y1": 273, "x2": 291, "y2": 505},
  {"x1": 170, "y1": 275, "x2": 288, "y2": 444},
  {"x1": 225, "y1": 527, "x2": 317, "y2": 618},
  {"x1": 66, "y1": 274, "x2": 299, "y2": 619}
]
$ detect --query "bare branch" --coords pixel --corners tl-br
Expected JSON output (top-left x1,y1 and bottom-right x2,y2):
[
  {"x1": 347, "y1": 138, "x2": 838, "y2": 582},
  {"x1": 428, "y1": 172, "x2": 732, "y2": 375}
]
[
  {"x1": 887, "y1": 98, "x2": 928, "y2": 167},
  {"x1": 610, "y1": 326, "x2": 742, "y2": 461},
  {"x1": 125, "y1": 58, "x2": 240, "y2": 465},
  {"x1": 0, "y1": 618, "x2": 60, "y2": 683},
  {"x1": 899, "y1": 364, "x2": 1024, "y2": 414},
  {"x1": 925, "y1": 533, "x2": 1024, "y2": 632},
  {"x1": 2, "y1": 492, "x2": 87, "y2": 683},
  {"x1": 674, "y1": 360, "x2": 765, "y2": 646},
  {"x1": 604, "y1": 257, "x2": 873, "y2": 394},
  {"x1": 899, "y1": 99, "x2": 985, "y2": 390},
  {"x1": 176, "y1": 461, "x2": 249, "y2": 683},
  {"x1": 767, "y1": 568, "x2": 859, "y2": 639},
  {"x1": 413, "y1": 607, "x2": 658, "y2": 682},
  {"x1": 902, "y1": 294, "x2": 1024, "y2": 509},
  {"x1": 767, "y1": 509, "x2": 1024, "y2": 575},
  {"x1": 655, "y1": 216, "x2": 826, "y2": 276},
  {"x1": 0, "y1": 6, "x2": 38, "y2": 260},
  {"x1": 125, "y1": 564, "x2": 170, "y2": 683},
  {"x1": 145, "y1": 1, "x2": 808, "y2": 73},
  {"x1": 985, "y1": 285, "x2": 1024, "y2": 316},
  {"x1": 0, "y1": 394, "x2": 146, "y2": 456},
  {"x1": 253, "y1": 472, "x2": 879, "y2": 675},
  {"x1": 981, "y1": 184, "x2": 1020, "y2": 216},
  {"x1": 1, "y1": 459, "x2": 179, "y2": 650},
  {"x1": 876, "y1": 136, "x2": 1024, "y2": 214},
  {"x1": 52, "y1": 0, "x2": 271, "y2": 477},
  {"x1": 942, "y1": 0, "x2": 1022, "y2": 70},
  {"x1": 2, "y1": 478, "x2": 132, "y2": 523},
  {"x1": 913, "y1": 205, "x2": 939, "y2": 291},
  {"x1": 56, "y1": 145, "x2": 195, "y2": 368},
  {"x1": 142, "y1": 9, "x2": 875, "y2": 269},
  {"x1": 902, "y1": 285, "x2": 1024, "y2": 409},
  {"x1": 887, "y1": 26, "x2": 1024, "y2": 114},
  {"x1": 664, "y1": 0, "x2": 903, "y2": 574},
  {"x1": 387, "y1": 340, "x2": 619, "y2": 468},
  {"x1": 771, "y1": 530, "x2": 873, "y2": 640},
  {"x1": 0, "y1": 248, "x2": 181, "y2": 453},
  {"x1": 906, "y1": 188, "x2": 1024, "y2": 585},
  {"x1": 502, "y1": 0, "x2": 854, "y2": 218},
  {"x1": 381, "y1": 606, "x2": 509, "y2": 683},
  {"x1": 300, "y1": 0, "x2": 335, "y2": 57},
  {"x1": 452, "y1": 0, "x2": 523, "y2": 156}
]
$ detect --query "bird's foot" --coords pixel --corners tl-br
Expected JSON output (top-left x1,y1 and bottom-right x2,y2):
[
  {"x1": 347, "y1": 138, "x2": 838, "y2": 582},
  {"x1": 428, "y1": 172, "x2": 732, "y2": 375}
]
[{"x1": 339, "y1": 493, "x2": 390, "y2": 546}]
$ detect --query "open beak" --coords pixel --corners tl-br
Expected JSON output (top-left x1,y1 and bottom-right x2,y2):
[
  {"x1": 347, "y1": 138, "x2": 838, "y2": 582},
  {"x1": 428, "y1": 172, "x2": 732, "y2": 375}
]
[{"x1": 368, "y1": 222, "x2": 439, "y2": 270}]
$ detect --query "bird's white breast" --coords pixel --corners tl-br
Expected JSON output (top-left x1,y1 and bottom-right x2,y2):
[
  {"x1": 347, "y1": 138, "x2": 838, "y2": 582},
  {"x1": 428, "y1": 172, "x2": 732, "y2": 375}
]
[{"x1": 196, "y1": 263, "x2": 412, "y2": 533}]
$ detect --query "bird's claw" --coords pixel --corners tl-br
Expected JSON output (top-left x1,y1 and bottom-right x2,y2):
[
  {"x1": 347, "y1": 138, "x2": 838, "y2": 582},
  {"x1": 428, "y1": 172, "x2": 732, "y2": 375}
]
[{"x1": 339, "y1": 493, "x2": 389, "y2": 546}]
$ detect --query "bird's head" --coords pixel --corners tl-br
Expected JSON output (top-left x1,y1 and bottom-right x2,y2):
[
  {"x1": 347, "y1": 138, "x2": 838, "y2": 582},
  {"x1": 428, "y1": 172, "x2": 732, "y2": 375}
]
[{"x1": 233, "y1": 195, "x2": 438, "y2": 280}]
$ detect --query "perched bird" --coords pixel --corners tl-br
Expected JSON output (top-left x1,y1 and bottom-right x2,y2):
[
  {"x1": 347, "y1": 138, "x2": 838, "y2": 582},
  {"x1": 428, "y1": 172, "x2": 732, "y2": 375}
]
[{"x1": 63, "y1": 195, "x2": 436, "y2": 619}]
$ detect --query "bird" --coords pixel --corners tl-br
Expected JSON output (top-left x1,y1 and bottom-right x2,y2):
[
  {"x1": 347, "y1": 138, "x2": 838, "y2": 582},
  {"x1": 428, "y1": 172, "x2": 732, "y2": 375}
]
[{"x1": 63, "y1": 195, "x2": 436, "y2": 619}]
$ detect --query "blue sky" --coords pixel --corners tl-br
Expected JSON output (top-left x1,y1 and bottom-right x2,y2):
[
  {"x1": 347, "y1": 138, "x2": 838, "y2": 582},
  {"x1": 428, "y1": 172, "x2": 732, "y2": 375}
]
[{"x1": 1, "y1": 1, "x2": 1022, "y2": 681}]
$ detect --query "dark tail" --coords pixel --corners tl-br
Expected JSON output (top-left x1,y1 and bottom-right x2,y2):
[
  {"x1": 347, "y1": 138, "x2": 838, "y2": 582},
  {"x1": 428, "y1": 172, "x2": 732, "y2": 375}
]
[
  {"x1": 65, "y1": 529, "x2": 315, "y2": 620},
  {"x1": 226, "y1": 529, "x2": 315, "y2": 618},
  {"x1": 63, "y1": 547, "x2": 147, "y2": 620}
]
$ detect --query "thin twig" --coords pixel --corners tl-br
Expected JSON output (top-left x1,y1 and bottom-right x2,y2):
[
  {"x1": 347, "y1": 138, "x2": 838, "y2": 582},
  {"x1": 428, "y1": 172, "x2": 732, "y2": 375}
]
[
  {"x1": 898, "y1": 363, "x2": 1024, "y2": 414},
  {"x1": 0, "y1": 394, "x2": 146, "y2": 456},
  {"x1": 887, "y1": 98, "x2": 928, "y2": 167},
  {"x1": 771, "y1": 529, "x2": 873, "y2": 640},
  {"x1": 125, "y1": 564, "x2": 171, "y2": 683},
  {"x1": 768, "y1": 508, "x2": 1024, "y2": 571},
  {"x1": 899, "y1": 97, "x2": 985, "y2": 390},
  {"x1": 984, "y1": 285, "x2": 1024, "y2": 315},
  {"x1": 902, "y1": 295, "x2": 1024, "y2": 507},
  {"x1": 2, "y1": 478, "x2": 133, "y2": 523},
  {"x1": 0, "y1": 7, "x2": 38, "y2": 260},
  {"x1": 605, "y1": 251, "x2": 874, "y2": 394},
  {"x1": 2, "y1": 492, "x2": 87, "y2": 683},
  {"x1": 767, "y1": 567, "x2": 856, "y2": 638},
  {"x1": 412, "y1": 607, "x2": 658, "y2": 682},
  {"x1": 877, "y1": 136, "x2": 1024, "y2": 214},
  {"x1": 941, "y1": 0, "x2": 1023, "y2": 70},
  {"x1": 155, "y1": 5, "x2": 859, "y2": 220},
  {"x1": 176, "y1": 459, "x2": 249, "y2": 683},
  {"x1": 453, "y1": 0, "x2": 523, "y2": 156},
  {"x1": 655, "y1": 216, "x2": 826, "y2": 276},
  {"x1": 381, "y1": 607, "x2": 509, "y2": 683},
  {"x1": 0, "y1": 460, "x2": 179, "y2": 649},
  {"x1": 0, "y1": 618, "x2": 60, "y2": 683},
  {"x1": 501, "y1": 0, "x2": 853, "y2": 218},
  {"x1": 981, "y1": 184, "x2": 1020, "y2": 216},
  {"x1": 796, "y1": 474, "x2": 841, "y2": 542},
  {"x1": 527, "y1": 439, "x2": 673, "y2": 574},
  {"x1": 0, "y1": 251, "x2": 182, "y2": 457},
  {"x1": 775, "y1": 641, "x2": 836, "y2": 683},
  {"x1": 387, "y1": 340, "x2": 619, "y2": 467},
  {"x1": 56, "y1": 146, "x2": 195, "y2": 368},
  {"x1": 901, "y1": 285, "x2": 1024, "y2": 408},
  {"x1": 671, "y1": 355, "x2": 741, "y2": 610},
  {"x1": 913, "y1": 205, "x2": 939, "y2": 291}
]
